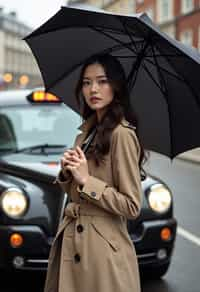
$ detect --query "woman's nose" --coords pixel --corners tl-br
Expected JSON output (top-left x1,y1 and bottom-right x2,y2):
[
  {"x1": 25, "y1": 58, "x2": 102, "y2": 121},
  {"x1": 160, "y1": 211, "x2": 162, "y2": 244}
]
[{"x1": 90, "y1": 81, "x2": 98, "y2": 92}]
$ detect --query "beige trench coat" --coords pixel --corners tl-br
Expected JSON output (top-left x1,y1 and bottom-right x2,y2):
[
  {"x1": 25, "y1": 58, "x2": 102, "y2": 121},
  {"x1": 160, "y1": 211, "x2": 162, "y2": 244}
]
[{"x1": 44, "y1": 114, "x2": 143, "y2": 292}]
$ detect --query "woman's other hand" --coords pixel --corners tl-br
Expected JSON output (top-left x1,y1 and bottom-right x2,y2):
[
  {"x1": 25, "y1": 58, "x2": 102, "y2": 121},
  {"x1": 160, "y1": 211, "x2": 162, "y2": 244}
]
[{"x1": 61, "y1": 146, "x2": 89, "y2": 187}]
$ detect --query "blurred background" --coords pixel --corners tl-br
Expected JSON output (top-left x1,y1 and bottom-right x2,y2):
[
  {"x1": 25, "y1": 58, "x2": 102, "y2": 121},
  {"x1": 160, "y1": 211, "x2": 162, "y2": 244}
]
[{"x1": 0, "y1": 0, "x2": 199, "y2": 91}]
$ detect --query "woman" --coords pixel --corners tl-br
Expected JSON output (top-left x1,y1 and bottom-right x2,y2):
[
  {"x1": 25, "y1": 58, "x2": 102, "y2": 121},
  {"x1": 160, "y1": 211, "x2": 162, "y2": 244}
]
[{"x1": 44, "y1": 54, "x2": 147, "y2": 292}]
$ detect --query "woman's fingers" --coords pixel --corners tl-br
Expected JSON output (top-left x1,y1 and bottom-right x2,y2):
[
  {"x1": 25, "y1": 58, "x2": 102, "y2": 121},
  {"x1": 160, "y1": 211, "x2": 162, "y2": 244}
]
[
  {"x1": 61, "y1": 158, "x2": 66, "y2": 168},
  {"x1": 75, "y1": 146, "x2": 85, "y2": 160},
  {"x1": 64, "y1": 157, "x2": 81, "y2": 164},
  {"x1": 70, "y1": 156, "x2": 81, "y2": 163},
  {"x1": 64, "y1": 160, "x2": 80, "y2": 167},
  {"x1": 61, "y1": 147, "x2": 84, "y2": 170},
  {"x1": 65, "y1": 164, "x2": 76, "y2": 172},
  {"x1": 61, "y1": 157, "x2": 79, "y2": 168},
  {"x1": 65, "y1": 149, "x2": 79, "y2": 156},
  {"x1": 64, "y1": 161, "x2": 80, "y2": 169},
  {"x1": 64, "y1": 149, "x2": 81, "y2": 159}
]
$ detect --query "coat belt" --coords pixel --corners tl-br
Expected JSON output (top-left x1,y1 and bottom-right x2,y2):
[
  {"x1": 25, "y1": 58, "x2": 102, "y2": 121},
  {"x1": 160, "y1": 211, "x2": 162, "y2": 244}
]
[
  {"x1": 52, "y1": 202, "x2": 119, "y2": 246},
  {"x1": 64, "y1": 201, "x2": 116, "y2": 218}
]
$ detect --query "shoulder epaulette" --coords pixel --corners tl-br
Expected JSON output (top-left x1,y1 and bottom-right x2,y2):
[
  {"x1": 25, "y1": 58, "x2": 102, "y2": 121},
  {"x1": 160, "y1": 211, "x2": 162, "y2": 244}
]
[{"x1": 121, "y1": 119, "x2": 136, "y2": 130}]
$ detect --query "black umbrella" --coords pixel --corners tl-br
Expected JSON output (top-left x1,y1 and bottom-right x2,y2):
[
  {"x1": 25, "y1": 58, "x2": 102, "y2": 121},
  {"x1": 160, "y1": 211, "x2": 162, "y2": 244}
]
[{"x1": 24, "y1": 6, "x2": 200, "y2": 159}]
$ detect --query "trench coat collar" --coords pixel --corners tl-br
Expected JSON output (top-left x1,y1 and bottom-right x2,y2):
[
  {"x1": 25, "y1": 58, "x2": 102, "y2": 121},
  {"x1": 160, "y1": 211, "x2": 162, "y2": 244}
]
[{"x1": 78, "y1": 114, "x2": 131, "y2": 133}]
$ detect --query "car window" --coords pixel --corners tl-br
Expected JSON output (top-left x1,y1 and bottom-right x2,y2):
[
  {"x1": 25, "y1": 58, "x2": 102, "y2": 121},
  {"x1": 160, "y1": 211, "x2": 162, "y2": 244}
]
[{"x1": 0, "y1": 104, "x2": 81, "y2": 153}]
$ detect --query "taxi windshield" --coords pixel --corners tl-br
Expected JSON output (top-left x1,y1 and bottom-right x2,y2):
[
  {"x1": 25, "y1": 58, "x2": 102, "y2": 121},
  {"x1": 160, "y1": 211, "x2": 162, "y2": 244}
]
[{"x1": 0, "y1": 104, "x2": 81, "y2": 154}]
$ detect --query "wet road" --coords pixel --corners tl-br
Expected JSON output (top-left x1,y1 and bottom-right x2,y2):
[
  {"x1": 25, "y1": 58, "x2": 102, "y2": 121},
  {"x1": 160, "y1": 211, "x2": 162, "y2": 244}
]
[
  {"x1": 1, "y1": 152, "x2": 200, "y2": 292},
  {"x1": 142, "y1": 152, "x2": 200, "y2": 292}
]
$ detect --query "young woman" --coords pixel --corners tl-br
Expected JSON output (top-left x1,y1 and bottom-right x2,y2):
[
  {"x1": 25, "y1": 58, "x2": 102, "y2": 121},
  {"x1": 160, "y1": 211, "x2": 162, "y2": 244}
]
[{"x1": 44, "y1": 54, "x2": 147, "y2": 292}]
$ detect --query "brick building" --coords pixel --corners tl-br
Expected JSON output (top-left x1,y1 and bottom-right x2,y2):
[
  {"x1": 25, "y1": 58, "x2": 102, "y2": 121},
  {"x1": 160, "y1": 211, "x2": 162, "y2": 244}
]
[
  {"x1": 101, "y1": 0, "x2": 135, "y2": 14},
  {"x1": 67, "y1": 0, "x2": 135, "y2": 14},
  {"x1": 135, "y1": 0, "x2": 200, "y2": 50}
]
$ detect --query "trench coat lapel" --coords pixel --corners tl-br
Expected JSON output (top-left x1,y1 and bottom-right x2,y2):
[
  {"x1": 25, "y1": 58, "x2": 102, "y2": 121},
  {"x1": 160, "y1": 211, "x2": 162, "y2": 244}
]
[{"x1": 53, "y1": 216, "x2": 73, "y2": 244}]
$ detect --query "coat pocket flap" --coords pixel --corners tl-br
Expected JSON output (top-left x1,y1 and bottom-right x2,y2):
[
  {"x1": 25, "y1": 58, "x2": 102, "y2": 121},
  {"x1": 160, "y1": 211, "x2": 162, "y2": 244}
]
[{"x1": 91, "y1": 221, "x2": 119, "y2": 252}]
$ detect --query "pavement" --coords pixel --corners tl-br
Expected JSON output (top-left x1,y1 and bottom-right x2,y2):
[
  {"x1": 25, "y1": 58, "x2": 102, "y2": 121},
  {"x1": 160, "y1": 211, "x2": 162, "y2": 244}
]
[{"x1": 177, "y1": 148, "x2": 200, "y2": 164}]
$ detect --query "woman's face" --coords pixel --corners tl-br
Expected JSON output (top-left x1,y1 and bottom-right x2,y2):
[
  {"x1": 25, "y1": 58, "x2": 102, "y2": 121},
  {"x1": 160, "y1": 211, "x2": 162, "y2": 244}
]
[{"x1": 82, "y1": 63, "x2": 114, "y2": 120}]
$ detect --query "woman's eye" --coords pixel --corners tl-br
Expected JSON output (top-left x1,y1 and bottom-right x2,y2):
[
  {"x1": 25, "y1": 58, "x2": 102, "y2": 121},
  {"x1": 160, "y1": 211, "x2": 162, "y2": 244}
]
[
  {"x1": 99, "y1": 79, "x2": 108, "y2": 84},
  {"x1": 82, "y1": 80, "x2": 90, "y2": 86}
]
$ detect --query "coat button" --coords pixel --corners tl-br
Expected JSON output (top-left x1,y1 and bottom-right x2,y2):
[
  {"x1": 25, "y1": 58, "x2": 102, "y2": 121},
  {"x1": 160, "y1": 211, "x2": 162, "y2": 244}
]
[
  {"x1": 77, "y1": 224, "x2": 84, "y2": 233},
  {"x1": 91, "y1": 191, "x2": 96, "y2": 197},
  {"x1": 74, "y1": 253, "x2": 81, "y2": 263}
]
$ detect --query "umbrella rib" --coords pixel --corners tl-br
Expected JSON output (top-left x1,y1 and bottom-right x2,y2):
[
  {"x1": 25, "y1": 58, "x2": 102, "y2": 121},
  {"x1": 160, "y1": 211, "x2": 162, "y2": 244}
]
[
  {"x1": 120, "y1": 19, "x2": 138, "y2": 53},
  {"x1": 151, "y1": 44, "x2": 177, "y2": 158},
  {"x1": 145, "y1": 54, "x2": 184, "y2": 57},
  {"x1": 128, "y1": 63, "x2": 140, "y2": 92},
  {"x1": 94, "y1": 25, "x2": 130, "y2": 34},
  {"x1": 150, "y1": 45, "x2": 168, "y2": 94},
  {"x1": 113, "y1": 55, "x2": 138, "y2": 58},
  {"x1": 95, "y1": 25, "x2": 137, "y2": 37},
  {"x1": 145, "y1": 59, "x2": 184, "y2": 82},
  {"x1": 125, "y1": 21, "x2": 152, "y2": 53},
  {"x1": 25, "y1": 24, "x2": 127, "y2": 40},
  {"x1": 142, "y1": 61, "x2": 175, "y2": 158},
  {"x1": 91, "y1": 27, "x2": 136, "y2": 55},
  {"x1": 127, "y1": 40, "x2": 150, "y2": 91},
  {"x1": 154, "y1": 43, "x2": 200, "y2": 109},
  {"x1": 142, "y1": 62, "x2": 166, "y2": 96}
]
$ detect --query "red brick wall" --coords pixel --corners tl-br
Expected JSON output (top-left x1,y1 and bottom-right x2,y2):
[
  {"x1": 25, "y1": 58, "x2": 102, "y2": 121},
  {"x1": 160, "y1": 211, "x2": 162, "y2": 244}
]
[
  {"x1": 194, "y1": 0, "x2": 200, "y2": 9},
  {"x1": 135, "y1": 0, "x2": 200, "y2": 48},
  {"x1": 135, "y1": 0, "x2": 157, "y2": 21},
  {"x1": 177, "y1": 11, "x2": 200, "y2": 46},
  {"x1": 174, "y1": 0, "x2": 181, "y2": 17}
]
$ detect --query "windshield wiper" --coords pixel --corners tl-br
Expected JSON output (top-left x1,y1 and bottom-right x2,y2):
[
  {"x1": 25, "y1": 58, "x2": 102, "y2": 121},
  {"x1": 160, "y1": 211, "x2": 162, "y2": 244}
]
[
  {"x1": 16, "y1": 144, "x2": 67, "y2": 154},
  {"x1": 0, "y1": 148, "x2": 16, "y2": 153}
]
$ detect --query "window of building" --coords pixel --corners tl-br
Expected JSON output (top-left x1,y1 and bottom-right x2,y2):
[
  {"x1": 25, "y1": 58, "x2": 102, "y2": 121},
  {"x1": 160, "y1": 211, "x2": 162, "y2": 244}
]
[
  {"x1": 180, "y1": 30, "x2": 193, "y2": 47},
  {"x1": 181, "y1": 0, "x2": 194, "y2": 14},
  {"x1": 128, "y1": 0, "x2": 136, "y2": 13},
  {"x1": 102, "y1": 0, "x2": 114, "y2": 6},
  {"x1": 157, "y1": 0, "x2": 173, "y2": 23}
]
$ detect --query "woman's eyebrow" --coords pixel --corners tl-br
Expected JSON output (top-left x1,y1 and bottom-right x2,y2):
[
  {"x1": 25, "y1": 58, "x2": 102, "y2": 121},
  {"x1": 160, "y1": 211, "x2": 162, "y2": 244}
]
[{"x1": 83, "y1": 75, "x2": 107, "y2": 80}]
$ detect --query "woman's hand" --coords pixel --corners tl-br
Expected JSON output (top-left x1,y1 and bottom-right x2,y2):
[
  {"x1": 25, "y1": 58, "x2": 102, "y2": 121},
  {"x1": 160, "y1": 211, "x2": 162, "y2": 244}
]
[{"x1": 61, "y1": 146, "x2": 89, "y2": 187}]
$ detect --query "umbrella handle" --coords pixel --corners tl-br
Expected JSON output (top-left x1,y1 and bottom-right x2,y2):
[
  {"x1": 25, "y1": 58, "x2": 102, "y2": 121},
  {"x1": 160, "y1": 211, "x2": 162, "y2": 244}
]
[{"x1": 81, "y1": 127, "x2": 97, "y2": 154}]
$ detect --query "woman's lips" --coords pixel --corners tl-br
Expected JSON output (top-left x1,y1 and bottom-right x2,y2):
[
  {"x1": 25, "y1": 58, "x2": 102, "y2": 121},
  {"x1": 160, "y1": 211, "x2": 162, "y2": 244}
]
[{"x1": 90, "y1": 97, "x2": 101, "y2": 103}]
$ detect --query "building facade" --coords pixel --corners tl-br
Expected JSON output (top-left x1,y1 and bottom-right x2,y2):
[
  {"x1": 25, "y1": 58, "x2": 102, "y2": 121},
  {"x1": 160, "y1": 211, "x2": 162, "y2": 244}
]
[
  {"x1": 67, "y1": 0, "x2": 135, "y2": 14},
  {"x1": 101, "y1": 0, "x2": 135, "y2": 14},
  {"x1": 67, "y1": 0, "x2": 200, "y2": 50},
  {"x1": 135, "y1": 0, "x2": 200, "y2": 50},
  {"x1": 0, "y1": 8, "x2": 42, "y2": 90}
]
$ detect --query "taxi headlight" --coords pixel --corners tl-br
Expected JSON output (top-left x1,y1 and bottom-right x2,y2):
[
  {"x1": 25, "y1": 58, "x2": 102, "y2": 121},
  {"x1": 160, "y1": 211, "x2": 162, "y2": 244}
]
[
  {"x1": 1, "y1": 188, "x2": 28, "y2": 218},
  {"x1": 148, "y1": 184, "x2": 172, "y2": 213}
]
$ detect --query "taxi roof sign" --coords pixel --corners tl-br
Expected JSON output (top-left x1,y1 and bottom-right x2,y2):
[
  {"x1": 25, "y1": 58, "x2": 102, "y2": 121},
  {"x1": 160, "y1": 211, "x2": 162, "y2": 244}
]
[{"x1": 27, "y1": 91, "x2": 62, "y2": 103}]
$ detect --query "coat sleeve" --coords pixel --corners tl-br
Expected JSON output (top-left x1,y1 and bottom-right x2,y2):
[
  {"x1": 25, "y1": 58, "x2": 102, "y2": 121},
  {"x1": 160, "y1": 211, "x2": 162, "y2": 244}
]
[
  {"x1": 77, "y1": 126, "x2": 143, "y2": 219},
  {"x1": 53, "y1": 134, "x2": 81, "y2": 194}
]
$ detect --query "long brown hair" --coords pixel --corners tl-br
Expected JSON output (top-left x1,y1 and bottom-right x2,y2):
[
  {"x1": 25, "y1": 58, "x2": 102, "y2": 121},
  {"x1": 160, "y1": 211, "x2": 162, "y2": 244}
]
[{"x1": 75, "y1": 54, "x2": 149, "y2": 180}]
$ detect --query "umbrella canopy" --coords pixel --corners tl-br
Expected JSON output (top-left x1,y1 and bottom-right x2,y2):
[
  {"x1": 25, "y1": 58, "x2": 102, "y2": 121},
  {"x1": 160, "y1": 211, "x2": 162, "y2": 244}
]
[{"x1": 24, "y1": 6, "x2": 200, "y2": 159}]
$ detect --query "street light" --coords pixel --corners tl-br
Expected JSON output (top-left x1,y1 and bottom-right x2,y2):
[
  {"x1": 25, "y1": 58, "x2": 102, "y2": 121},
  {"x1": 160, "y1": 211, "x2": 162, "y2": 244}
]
[
  {"x1": 3, "y1": 73, "x2": 13, "y2": 83},
  {"x1": 19, "y1": 75, "x2": 29, "y2": 87}
]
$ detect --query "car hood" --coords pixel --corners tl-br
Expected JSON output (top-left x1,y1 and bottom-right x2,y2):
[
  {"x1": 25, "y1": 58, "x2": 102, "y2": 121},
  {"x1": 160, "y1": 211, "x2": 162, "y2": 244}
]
[
  {"x1": 0, "y1": 153, "x2": 161, "y2": 188},
  {"x1": 0, "y1": 155, "x2": 60, "y2": 183}
]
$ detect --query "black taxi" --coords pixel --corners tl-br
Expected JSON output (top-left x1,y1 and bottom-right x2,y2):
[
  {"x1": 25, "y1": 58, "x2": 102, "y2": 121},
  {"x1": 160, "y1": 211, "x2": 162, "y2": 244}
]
[{"x1": 0, "y1": 89, "x2": 177, "y2": 279}]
